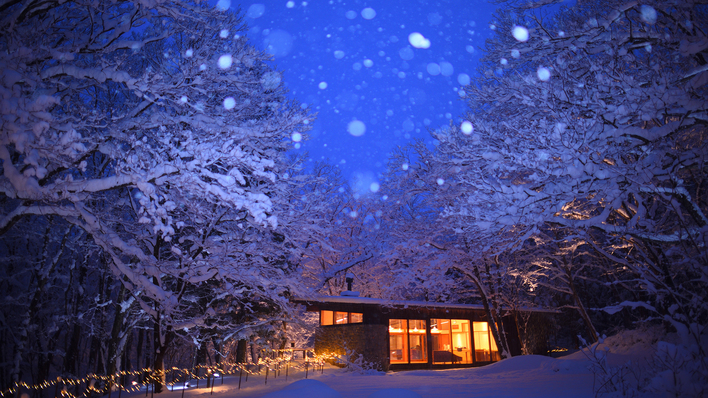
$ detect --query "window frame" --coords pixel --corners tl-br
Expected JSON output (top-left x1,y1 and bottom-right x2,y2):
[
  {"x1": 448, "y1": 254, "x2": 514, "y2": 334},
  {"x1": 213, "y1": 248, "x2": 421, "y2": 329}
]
[
  {"x1": 320, "y1": 310, "x2": 364, "y2": 326},
  {"x1": 388, "y1": 318, "x2": 428, "y2": 364}
]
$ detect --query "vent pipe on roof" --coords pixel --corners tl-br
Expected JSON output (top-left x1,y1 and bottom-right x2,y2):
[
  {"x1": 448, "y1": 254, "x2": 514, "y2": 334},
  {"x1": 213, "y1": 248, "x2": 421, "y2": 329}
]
[
  {"x1": 346, "y1": 272, "x2": 354, "y2": 291},
  {"x1": 341, "y1": 272, "x2": 360, "y2": 297}
]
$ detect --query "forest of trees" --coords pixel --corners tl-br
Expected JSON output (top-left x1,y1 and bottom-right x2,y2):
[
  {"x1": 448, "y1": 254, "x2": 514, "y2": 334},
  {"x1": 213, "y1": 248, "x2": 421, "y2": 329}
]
[{"x1": 0, "y1": 0, "x2": 706, "y2": 397}]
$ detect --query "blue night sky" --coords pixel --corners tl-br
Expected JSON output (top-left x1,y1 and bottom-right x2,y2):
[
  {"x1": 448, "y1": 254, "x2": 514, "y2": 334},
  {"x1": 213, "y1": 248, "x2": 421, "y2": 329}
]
[{"x1": 225, "y1": 0, "x2": 497, "y2": 193}]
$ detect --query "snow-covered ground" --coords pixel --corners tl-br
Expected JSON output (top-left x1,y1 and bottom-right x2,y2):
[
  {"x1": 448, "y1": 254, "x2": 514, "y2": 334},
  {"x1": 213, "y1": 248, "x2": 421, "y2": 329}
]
[
  {"x1": 126, "y1": 350, "x2": 619, "y2": 397},
  {"x1": 123, "y1": 328, "x2": 703, "y2": 397},
  {"x1": 146, "y1": 354, "x2": 594, "y2": 398}
]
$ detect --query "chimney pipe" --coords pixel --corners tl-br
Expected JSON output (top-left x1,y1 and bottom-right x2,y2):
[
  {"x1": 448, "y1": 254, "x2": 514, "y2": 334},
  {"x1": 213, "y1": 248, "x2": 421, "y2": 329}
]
[{"x1": 346, "y1": 272, "x2": 354, "y2": 291}]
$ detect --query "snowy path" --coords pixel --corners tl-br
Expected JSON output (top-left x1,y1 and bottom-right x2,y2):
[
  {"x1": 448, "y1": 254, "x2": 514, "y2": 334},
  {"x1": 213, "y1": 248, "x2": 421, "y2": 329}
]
[{"x1": 132, "y1": 354, "x2": 595, "y2": 398}]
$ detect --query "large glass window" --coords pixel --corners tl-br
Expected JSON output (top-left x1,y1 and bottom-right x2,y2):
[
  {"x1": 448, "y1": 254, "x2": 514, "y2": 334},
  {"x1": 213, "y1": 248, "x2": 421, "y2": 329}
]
[
  {"x1": 389, "y1": 319, "x2": 408, "y2": 363},
  {"x1": 408, "y1": 320, "x2": 427, "y2": 363},
  {"x1": 432, "y1": 319, "x2": 472, "y2": 364},
  {"x1": 321, "y1": 310, "x2": 333, "y2": 326},
  {"x1": 350, "y1": 313, "x2": 363, "y2": 323},
  {"x1": 473, "y1": 321, "x2": 500, "y2": 362},
  {"x1": 451, "y1": 320, "x2": 471, "y2": 363},
  {"x1": 431, "y1": 318, "x2": 451, "y2": 363}
]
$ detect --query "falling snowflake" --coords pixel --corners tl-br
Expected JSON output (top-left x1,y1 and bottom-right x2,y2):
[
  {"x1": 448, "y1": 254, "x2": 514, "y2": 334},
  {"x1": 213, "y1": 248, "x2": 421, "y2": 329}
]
[
  {"x1": 408, "y1": 32, "x2": 431, "y2": 49},
  {"x1": 512, "y1": 26, "x2": 529, "y2": 42},
  {"x1": 223, "y1": 97, "x2": 236, "y2": 110},
  {"x1": 537, "y1": 66, "x2": 551, "y2": 81},
  {"x1": 215, "y1": 0, "x2": 230, "y2": 11},
  {"x1": 347, "y1": 120, "x2": 366, "y2": 137},
  {"x1": 640, "y1": 5, "x2": 657, "y2": 24},
  {"x1": 361, "y1": 8, "x2": 376, "y2": 20},
  {"x1": 217, "y1": 54, "x2": 232, "y2": 69}
]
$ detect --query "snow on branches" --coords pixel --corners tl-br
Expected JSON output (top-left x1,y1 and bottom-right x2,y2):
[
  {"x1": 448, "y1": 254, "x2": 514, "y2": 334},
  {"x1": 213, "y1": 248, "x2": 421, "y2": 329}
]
[
  {"x1": 0, "y1": 0, "x2": 311, "y2": 363},
  {"x1": 429, "y1": 0, "x2": 707, "y2": 347}
]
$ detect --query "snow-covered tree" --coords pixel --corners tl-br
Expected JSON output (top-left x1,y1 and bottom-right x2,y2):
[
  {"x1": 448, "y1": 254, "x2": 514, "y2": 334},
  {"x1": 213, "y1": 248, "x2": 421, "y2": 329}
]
[
  {"x1": 0, "y1": 0, "x2": 310, "y2": 390},
  {"x1": 430, "y1": 0, "x2": 707, "y2": 356}
]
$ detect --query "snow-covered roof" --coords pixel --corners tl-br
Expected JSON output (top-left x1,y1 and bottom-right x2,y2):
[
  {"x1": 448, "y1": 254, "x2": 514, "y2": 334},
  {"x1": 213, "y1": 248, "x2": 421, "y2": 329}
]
[{"x1": 293, "y1": 295, "x2": 556, "y2": 313}]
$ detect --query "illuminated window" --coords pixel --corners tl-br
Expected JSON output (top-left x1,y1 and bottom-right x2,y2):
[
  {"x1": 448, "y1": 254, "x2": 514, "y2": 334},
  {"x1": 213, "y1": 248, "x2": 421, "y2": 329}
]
[
  {"x1": 473, "y1": 321, "x2": 500, "y2": 362},
  {"x1": 321, "y1": 310, "x2": 333, "y2": 326},
  {"x1": 432, "y1": 319, "x2": 471, "y2": 364},
  {"x1": 334, "y1": 311, "x2": 349, "y2": 324},
  {"x1": 322, "y1": 311, "x2": 363, "y2": 325},
  {"x1": 389, "y1": 319, "x2": 426, "y2": 364},
  {"x1": 408, "y1": 320, "x2": 427, "y2": 363},
  {"x1": 389, "y1": 319, "x2": 408, "y2": 363}
]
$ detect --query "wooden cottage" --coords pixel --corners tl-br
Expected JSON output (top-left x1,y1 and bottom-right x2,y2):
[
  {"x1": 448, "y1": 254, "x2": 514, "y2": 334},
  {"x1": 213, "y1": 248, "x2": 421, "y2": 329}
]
[{"x1": 293, "y1": 294, "x2": 542, "y2": 371}]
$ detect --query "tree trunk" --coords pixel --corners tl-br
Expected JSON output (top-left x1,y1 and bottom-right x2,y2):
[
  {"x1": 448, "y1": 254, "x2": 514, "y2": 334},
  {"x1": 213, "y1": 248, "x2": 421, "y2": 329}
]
[
  {"x1": 63, "y1": 253, "x2": 88, "y2": 378},
  {"x1": 451, "y1": 263, "x2": 511, "y2": 359},
  {"x1": 107, "y1": 284, "x2": 127, "y2": 376},
  {"x1": 513, "y1": 309, "x2": 526, "y2": 355},
  {"x1": 211, "y1": 335, "x2": 223, "y2": 373},
  {"x1": 152, "y1": 318, "x2": 173, "y2": 393},
  {"x1": 196, "y1": 339, "x2": 208, "y2": 386},
  {"x1": 136, "y1": 328, "x2": 144, "y2": 379},
  {"x1": 235, "y1": 340, "x2": 247, "y2": 363},
  {"x1": 568, "y1": 271, "x2": 598, "y2": 343},
  {"x1": 250, "y1": 342, "x2": 259, "y2": 365}
]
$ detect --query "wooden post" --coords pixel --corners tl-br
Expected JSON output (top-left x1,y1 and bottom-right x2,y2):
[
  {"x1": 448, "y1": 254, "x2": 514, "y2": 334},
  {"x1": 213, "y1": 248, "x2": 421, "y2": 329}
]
[{"x1": 238, "y1": 368, "x2": 243, "y2": 390}]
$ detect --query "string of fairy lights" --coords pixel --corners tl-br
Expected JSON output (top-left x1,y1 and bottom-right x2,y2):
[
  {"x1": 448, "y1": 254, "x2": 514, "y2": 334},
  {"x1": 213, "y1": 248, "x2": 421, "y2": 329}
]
[{"x1": 1, "y1": 352, "x2": 340, "y2": 398}]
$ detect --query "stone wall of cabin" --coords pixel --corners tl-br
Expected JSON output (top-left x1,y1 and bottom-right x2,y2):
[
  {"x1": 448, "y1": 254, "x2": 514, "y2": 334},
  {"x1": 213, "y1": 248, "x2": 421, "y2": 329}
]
[{"x1": 314, "y1": 324, "x2": 389, "y2": 371}]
